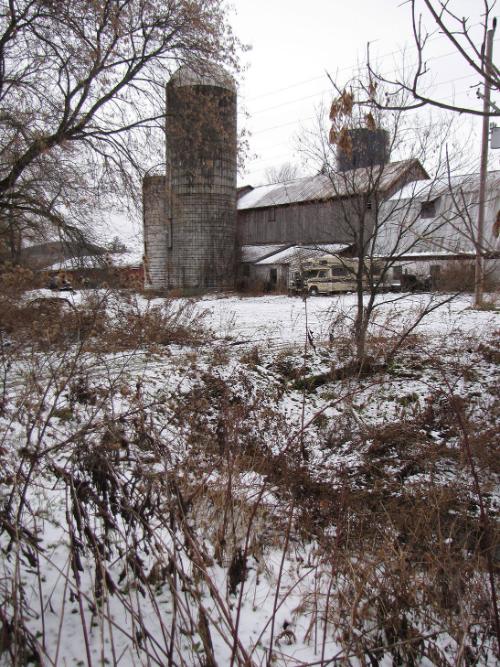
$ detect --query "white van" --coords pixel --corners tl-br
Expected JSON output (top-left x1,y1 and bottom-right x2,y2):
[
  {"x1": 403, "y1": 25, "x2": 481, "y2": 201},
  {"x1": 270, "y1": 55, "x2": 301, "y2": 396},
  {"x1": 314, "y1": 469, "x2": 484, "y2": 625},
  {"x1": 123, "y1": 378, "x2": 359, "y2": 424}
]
[{"x1": 290, "y1": 256, "x2": 384, "y2": 295}]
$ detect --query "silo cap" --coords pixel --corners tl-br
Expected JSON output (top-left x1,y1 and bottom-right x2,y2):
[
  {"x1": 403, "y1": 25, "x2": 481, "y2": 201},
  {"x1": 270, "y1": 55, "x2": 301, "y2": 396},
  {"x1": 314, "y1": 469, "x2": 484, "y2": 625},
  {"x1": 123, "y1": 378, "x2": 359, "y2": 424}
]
[{"x1": 169, "y1": 62, "x2": 236, "y2": 92}]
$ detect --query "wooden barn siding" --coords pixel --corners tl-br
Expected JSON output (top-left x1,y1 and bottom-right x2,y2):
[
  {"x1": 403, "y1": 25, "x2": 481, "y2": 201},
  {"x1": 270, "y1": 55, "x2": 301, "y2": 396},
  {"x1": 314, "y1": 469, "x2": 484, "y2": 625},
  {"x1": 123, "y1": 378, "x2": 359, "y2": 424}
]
[{"x1": 237, "y1": 197, "x2": 371, "y2": 245}]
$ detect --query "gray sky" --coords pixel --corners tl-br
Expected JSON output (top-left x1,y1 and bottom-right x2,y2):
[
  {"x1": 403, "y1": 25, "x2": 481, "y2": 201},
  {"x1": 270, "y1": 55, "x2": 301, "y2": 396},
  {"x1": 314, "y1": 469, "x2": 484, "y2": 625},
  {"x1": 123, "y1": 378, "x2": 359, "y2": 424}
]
[{"x1": 230, "y1": 0, "x2": 498, "y2": 185}]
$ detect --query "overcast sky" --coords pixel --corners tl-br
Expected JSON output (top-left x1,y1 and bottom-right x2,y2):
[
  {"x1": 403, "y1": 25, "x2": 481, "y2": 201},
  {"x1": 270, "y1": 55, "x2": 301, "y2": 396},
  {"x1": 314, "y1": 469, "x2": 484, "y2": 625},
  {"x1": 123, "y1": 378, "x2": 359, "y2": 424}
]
[{"x1": 230, "y1": 0, "x2": 498, "y2": 185}]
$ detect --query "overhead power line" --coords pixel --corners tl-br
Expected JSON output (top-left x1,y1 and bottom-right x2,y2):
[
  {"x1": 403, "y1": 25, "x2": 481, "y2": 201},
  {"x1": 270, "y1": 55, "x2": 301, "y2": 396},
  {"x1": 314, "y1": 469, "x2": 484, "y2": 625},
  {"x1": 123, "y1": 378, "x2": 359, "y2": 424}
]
[
  {"x1": 239, "y1": 73, "x2": 490, "y2": 138},
  {"x1": 240, "y1": 22, "x2": 494, "y2": 103}
]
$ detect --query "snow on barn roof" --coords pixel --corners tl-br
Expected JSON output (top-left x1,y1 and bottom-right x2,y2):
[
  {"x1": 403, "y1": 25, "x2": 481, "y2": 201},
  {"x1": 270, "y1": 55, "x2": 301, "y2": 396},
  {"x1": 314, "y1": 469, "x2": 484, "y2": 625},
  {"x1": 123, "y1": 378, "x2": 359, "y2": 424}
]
[
  {"x1": 110, "y1": 249, "x2": 143, "y2": 268},
  {"x1": 47, "y1": 250, "x2": 143, "y2": 271},
  {"x1": 389, "y1": 170, "x2": 500, "y2": 202},
  {"x1": 238, "y1": 160, "x2": 428, "y2": 210},
  {"x1": 241, "y1": 244, "x2": 290, "y2": 263},
  {"x1": 255, "y1": 244, "x2": 350, "y2": 265},
  {"x1": 47, "y1": 256, "x2": 102, "y2": 270}
]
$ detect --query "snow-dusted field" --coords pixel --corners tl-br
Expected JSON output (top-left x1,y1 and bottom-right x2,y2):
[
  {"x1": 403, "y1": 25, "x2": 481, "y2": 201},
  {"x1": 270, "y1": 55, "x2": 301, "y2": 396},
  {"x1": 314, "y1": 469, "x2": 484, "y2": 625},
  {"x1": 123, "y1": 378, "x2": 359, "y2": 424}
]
[
  {"x1": 1, "y1": 289, "x2": 499, "y2": 666},
  {"x1": 24, "y1": 289, "x2": 500, "y2": 344},
  {"x1": 200, "y1": 291, "x2": 499, "y2": 344}
]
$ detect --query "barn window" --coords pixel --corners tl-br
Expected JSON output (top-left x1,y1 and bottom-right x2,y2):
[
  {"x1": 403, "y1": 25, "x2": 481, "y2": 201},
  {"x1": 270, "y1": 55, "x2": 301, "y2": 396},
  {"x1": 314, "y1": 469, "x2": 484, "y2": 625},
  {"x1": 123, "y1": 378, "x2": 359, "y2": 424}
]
[
  {"x1": 243, "y1": 264, "x2": 250, "y2": 277},
  {"x1": 268, "y1": 207, "x2": 276, "y2": 222},
  {"x1": 393, "y1": 265, "x2": 403, "y2": 279},
  {"x1": 420, "y1": 199, "x2": 437, "y2": 218}
]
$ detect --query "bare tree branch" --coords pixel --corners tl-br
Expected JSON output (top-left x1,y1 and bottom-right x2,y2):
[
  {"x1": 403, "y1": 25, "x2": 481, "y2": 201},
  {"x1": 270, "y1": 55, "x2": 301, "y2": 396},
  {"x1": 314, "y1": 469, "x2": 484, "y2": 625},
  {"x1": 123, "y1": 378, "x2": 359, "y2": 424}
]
[
  {"x1": 365, "y1": 0, "x2": 499, "y2": 117},
  {"x1": 0, "y1": 0, "x2": 241, "y2": 261}
]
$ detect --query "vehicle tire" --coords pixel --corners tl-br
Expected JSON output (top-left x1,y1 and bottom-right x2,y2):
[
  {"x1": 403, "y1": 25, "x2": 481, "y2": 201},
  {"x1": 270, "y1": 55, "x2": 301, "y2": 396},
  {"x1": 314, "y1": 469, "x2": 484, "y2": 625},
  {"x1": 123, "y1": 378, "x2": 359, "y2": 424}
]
[{"x1": 308, "y1": 287, "x2": 319, "y2": 296}]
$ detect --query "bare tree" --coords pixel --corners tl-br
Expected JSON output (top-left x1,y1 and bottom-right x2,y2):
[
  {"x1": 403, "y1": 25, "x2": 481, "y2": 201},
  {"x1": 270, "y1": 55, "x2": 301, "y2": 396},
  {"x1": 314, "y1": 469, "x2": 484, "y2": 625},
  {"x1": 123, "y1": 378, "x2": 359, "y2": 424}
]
[
  {"x1": 300, "y1": 79, "x2": 473, "y2": 365},
  {"x1": 365, "y1": 0, "x2": 498, "y2": 117},
  {"x1": 264, "y1": 162, "x2": 300, "y2": 184},
  {"x1": 0, "y1": 0, "x2": 239, "y2": 262},
  {"x1": 0, "y1": 143, "x2": 104, "y2": 263}
]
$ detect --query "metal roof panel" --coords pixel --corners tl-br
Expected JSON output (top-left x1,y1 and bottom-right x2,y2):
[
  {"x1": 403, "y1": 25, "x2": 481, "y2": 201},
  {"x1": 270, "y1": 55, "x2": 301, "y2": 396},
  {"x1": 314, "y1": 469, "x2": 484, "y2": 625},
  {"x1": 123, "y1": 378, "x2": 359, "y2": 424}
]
[{"x1": 238, "y1": 160, "x2": 426, "y2": 210}]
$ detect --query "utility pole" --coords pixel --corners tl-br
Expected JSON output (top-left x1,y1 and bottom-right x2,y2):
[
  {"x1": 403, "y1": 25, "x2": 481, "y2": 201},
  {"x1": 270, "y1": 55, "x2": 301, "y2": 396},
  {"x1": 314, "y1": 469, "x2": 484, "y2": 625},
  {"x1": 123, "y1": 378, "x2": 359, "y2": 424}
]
[{"x1": 475, "y1": 19, "x2": 496, "y2": 307}]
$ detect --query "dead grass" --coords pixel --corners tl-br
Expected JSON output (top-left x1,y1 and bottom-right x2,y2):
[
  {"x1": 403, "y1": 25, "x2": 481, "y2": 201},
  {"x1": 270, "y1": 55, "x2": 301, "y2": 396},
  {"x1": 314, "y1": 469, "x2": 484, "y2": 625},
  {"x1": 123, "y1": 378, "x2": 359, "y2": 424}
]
[
  {"x1": 478, "y1": 334, "x2": 500, "y2": 364},
  {"x1": 0, "y1": 290, "x2": 209, "y2": 351},
  {"x1": 0, "y1": 295, "x2": 106, "y2": 349},
  {"x1": 102, "y1": 297, "x2": 208, "y2": 350}
]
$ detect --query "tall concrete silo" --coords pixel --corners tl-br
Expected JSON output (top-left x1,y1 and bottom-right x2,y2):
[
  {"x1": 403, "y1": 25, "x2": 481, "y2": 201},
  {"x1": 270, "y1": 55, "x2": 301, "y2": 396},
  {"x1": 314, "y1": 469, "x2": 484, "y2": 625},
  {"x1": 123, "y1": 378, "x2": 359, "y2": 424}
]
[
  {"x1": 337, "y1": 128, "x2": 390, "y2": 172},
  {"x1": 165, "y1": 63, "x2": 237, "y2": 290}
]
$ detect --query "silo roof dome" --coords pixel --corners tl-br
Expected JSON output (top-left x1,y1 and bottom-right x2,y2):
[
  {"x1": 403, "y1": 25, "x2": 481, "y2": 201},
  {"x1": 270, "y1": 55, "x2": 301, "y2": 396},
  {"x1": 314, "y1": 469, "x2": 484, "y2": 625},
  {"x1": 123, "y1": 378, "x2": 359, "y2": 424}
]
[{"x1": 169, "y1": 62, "x2": 236, "y2": 92}]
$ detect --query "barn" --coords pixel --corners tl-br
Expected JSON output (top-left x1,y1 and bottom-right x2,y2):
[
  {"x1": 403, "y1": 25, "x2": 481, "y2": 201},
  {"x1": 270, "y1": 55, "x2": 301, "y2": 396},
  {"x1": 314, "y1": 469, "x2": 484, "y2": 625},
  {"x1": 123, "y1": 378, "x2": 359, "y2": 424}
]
[
  {"x1": 237, "y1": 159, "x2": 429, "y2": 291},
  {"x1": 375, "y1": 170, "x2": 500, "y2": 288}
]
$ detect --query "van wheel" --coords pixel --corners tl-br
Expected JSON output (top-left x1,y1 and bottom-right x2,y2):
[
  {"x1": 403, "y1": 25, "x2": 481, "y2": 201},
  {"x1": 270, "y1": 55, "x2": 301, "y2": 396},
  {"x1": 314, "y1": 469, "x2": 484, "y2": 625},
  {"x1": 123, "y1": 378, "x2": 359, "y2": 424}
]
[{"x1": 309, "y1": 287, "x2": 318, "y2": 296}]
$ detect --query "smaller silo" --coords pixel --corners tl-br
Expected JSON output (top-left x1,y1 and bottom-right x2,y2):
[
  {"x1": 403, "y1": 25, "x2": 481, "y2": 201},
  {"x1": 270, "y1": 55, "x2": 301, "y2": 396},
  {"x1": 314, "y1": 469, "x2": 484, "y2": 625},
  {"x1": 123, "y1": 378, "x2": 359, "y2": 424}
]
[
  {"x1": 337, "y1": 128, "x2": 390, "y2": 172},
  {"x1": 143, "y1": 174, "x2": 169, "y2": 290}
]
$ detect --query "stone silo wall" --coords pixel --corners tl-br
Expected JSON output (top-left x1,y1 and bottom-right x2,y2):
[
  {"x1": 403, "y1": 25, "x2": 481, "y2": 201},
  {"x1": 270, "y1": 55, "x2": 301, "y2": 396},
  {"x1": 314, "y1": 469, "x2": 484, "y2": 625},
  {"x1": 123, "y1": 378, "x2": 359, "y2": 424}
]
[{"x1": 165, "y1": 66, "x2": 237, "y2": 290}]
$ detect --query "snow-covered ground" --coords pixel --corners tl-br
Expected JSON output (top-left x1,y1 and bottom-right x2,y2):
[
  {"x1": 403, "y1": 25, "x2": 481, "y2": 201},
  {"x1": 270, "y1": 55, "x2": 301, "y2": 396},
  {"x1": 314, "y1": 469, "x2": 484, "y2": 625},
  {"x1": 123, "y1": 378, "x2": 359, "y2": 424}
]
[
  {"x1": 200, "y1": 292, "x2": 499, "y2": 343},
  {"x1": 1, "y1": 290, "x2": 499, "y2": 666}
]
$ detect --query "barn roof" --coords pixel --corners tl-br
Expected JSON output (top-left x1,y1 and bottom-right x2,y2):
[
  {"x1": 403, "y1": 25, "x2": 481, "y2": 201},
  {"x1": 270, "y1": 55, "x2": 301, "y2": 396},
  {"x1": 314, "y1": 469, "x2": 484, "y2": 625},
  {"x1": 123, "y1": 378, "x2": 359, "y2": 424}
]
[
  {"x1": 238, "y1": 159, "x2": 428, "y2": 211},
  {"x1": 255, "y1": 244, "x2": 350, "y2": 265},
  {"x1": 388, "y1": 169, "x2": 500, "y2": 202},
  {"x1": 241, "y1": 244, "x2": 291, "y2": 263}
]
